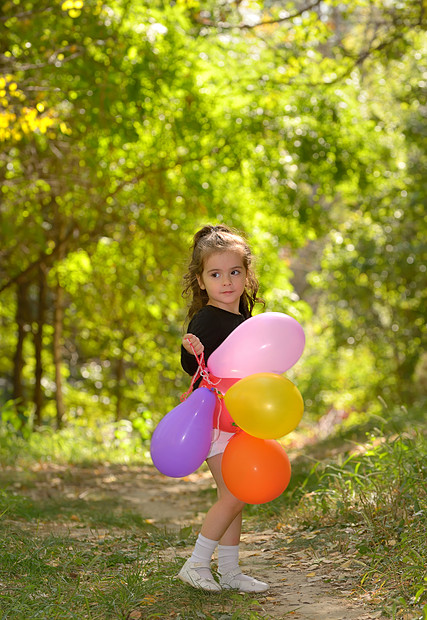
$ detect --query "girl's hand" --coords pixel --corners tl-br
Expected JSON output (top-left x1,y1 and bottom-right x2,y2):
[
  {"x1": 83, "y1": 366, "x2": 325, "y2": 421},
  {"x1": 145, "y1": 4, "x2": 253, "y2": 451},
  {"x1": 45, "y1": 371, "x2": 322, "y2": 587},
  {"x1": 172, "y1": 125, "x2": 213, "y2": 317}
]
[{"x1": 183, "y1": 333, "x2": 204, "y2": 356}]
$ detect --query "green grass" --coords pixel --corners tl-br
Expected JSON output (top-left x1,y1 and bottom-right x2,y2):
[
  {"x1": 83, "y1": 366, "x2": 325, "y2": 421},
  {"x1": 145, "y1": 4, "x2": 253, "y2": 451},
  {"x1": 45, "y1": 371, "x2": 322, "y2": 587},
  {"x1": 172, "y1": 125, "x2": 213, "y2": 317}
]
[
  {"x1": 247, "y1": 405, "x2": 427, "y2": 619},
  {"x1": 0, "y1": 490, "x2": 154, "y2": 530},
  {"x1": 0, "y1": 516, "x2": 267, "y2": 619},
  {"x1": 0, "y1": 420, "x2": 148, "y2": 468},
  {"x1": 0, "y1": 483, "x2": 269, "y2": 619},
  {"x1": 0, "y1": 403, "x2": 426, "y2": 619}
]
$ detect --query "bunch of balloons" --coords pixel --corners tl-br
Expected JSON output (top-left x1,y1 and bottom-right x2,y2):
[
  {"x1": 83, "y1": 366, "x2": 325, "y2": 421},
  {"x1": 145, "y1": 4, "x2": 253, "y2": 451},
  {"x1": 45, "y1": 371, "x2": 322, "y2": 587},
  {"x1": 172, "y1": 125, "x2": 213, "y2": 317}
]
[{"x1": 150, "y1": 312, "x2": 305, "y2": 505}]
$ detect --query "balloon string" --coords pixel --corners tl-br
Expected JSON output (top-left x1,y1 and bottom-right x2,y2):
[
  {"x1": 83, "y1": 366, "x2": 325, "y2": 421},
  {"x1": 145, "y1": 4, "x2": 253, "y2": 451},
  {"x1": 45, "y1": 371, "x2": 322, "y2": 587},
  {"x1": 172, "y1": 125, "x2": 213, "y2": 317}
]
[
  {"x1": 180, "y1": 340, "x2": 205, "y2": 401},
  {"x1": 181, "y1": 338, "x2": 225, "y2": 400},
  {"x1": 180, "y1": 340, "x2": 224, "y2": 431},
  {"x1": 181, "y1": 340, "x2": 229, "y2": 442}
]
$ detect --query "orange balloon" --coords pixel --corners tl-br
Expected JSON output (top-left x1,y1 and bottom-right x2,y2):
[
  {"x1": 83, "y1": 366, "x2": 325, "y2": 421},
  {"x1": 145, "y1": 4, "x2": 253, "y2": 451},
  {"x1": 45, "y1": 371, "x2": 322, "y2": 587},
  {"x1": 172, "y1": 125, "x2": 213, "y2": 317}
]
[
  {"x1": 200, "y1": 375, "x2": 240, "y2": 433},
  {"x1": 221, "y1": 432, "x2": 291, "y2": 504}
]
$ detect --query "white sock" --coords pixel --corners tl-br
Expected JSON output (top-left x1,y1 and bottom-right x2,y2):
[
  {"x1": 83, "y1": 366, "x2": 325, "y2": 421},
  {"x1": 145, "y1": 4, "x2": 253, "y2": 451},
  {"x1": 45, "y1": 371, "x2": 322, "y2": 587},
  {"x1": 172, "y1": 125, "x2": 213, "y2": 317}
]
[
  {"x1": 189, "y1": 534, "x2": 219, "y2": 580},
  {"x1": 218, "y1": 544, "x2": 258, "y2": 582},
  {"x1": 218, "y1": 544, "x2": 240, "y2": 575}
]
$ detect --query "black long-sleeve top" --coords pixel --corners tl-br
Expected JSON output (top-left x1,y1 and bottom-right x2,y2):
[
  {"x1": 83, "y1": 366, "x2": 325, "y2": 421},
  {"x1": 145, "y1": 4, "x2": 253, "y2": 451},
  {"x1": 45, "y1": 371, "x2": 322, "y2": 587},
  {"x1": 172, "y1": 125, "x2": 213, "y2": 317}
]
[{"x1": 181, "y1": 305, "x2": 246, "y2": 379}]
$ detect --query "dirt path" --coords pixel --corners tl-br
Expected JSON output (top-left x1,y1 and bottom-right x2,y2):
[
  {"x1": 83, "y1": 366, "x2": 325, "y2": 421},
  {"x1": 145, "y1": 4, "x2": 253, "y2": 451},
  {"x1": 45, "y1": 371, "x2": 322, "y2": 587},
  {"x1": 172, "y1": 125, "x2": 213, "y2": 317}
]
[
  {"x1": 116, "y1": 465, "x2": 385, "y2": 620},
  {"x1": 15, "y1": 462, "x2": 386, "y2": 620}
]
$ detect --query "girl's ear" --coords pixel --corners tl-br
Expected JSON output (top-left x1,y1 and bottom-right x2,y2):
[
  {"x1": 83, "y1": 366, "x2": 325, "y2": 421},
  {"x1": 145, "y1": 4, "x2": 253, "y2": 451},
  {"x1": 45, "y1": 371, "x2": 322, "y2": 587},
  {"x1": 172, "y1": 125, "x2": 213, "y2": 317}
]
[{"x1": 196, "y1": 274, "x2": 205, "y2": 290}]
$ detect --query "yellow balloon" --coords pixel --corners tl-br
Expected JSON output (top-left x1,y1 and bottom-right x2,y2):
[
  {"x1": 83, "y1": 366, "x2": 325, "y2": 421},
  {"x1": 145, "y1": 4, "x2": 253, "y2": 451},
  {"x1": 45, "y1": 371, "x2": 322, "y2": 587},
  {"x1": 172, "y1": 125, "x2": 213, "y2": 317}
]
[{"x1": 224, "y1": 372, "x2": 303, "y2": 439}]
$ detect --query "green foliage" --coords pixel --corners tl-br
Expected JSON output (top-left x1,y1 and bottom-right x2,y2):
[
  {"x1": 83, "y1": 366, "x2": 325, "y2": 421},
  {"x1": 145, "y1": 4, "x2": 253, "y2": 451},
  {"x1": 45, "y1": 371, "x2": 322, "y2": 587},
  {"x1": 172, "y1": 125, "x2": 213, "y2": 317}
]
[
  {"x1": 306, "y1": 32, "x2": 427, "y2": 407},
  {"x1": 244, "y1": 404, "x2": 426, "y2": 616},
  {"x1": 0, "y1": 416, "x2": 149, "y2": 467},
  {"x1": 290, "y1": 411, "x2": 426, "y2": 617},
  {"x1": 0, "y1": 0, "x2": 426, "y2": 430}
]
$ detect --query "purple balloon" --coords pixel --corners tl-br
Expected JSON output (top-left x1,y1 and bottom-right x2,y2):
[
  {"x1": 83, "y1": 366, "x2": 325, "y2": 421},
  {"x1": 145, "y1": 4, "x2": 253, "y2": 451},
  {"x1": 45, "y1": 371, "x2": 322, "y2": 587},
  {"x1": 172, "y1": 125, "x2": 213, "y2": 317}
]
[
  {"x1": 150, "y1": 387, "x2": 216, "y2": 478},
  {"x1": 207, "y1": 312, "x2": 305, "y2": 379}
]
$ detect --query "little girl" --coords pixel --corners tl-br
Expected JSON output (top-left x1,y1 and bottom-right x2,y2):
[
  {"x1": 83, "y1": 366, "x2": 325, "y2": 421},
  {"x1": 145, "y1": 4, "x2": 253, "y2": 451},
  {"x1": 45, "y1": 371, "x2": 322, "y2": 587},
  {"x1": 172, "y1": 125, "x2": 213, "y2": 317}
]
[{"x1": 177, "y1": 224, "x2": 268, "y2": 593}]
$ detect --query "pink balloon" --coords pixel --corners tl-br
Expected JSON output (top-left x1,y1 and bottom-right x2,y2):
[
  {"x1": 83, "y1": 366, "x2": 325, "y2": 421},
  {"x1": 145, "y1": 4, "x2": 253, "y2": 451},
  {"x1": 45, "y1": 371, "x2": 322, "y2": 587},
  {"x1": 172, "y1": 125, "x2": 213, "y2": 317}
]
[{"x1": 207, "y1": 312, "x2": 305, "y2": 379}]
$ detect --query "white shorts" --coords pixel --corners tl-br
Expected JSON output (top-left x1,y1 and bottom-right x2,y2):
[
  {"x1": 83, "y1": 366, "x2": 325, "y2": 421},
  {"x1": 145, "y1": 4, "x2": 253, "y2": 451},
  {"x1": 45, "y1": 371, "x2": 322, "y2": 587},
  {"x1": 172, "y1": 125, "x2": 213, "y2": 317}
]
[{"x1": 206, "y1": 430, "x2": 236, "y2": 459}]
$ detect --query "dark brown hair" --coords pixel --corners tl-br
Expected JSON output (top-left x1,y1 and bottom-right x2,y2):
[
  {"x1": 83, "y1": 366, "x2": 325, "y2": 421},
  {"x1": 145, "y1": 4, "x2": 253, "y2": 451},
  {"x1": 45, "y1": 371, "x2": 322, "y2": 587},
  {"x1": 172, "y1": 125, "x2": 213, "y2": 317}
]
[{"x1": 182, "y1": 224, "x2": 263, "y2": 322}]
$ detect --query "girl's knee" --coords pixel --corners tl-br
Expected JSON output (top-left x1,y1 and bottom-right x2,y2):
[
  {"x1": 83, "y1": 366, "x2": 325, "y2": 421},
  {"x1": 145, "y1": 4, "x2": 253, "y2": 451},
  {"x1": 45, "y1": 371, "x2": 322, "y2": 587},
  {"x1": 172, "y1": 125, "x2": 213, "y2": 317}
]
[{"x1": 221, "y1": 494, "x2": 245, "y2": 514}]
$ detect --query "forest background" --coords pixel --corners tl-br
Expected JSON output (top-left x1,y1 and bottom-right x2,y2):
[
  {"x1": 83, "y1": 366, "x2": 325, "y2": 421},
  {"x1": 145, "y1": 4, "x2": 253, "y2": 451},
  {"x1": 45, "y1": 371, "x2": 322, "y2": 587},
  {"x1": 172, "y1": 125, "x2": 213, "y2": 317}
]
[{"x1": 0, "y1": 0, "x2": 426, "y2": 441}]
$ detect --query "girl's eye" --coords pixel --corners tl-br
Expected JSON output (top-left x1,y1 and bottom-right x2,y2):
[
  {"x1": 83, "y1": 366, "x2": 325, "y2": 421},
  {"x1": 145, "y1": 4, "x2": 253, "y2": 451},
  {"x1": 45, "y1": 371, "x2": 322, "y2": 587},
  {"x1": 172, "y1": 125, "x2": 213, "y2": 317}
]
[
  {"x1": 210, "y1": 272, "x2": 220, "y2": 278},
  {"x1": 231, "y1": 269, "x2": 241, "y2": 276}
]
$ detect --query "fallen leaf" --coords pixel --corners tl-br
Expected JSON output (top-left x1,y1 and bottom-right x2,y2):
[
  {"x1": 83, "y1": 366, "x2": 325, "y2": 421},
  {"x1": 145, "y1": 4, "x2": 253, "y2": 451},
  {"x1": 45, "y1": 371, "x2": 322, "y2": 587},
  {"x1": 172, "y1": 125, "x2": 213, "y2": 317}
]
[{"x1": 141, "y1": 595, "x2": 157, "y2": 604}]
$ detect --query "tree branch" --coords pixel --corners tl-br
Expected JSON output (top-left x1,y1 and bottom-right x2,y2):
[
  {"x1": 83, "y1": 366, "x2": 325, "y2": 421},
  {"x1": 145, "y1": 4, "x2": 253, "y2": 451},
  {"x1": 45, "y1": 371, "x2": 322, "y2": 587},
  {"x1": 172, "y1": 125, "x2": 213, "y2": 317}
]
[
  {"x1": 0, "y1": 5, "x2": 54, "y2": 22},
  {"x1": 0, "y1": 146, "x2": 228, "y2": 294},
  {"x1": 0, "y1": 225, "x2": 78, "y2": 293},
  {"x1": 195, "y1": 0, "x2": 322, "y2": 30}
]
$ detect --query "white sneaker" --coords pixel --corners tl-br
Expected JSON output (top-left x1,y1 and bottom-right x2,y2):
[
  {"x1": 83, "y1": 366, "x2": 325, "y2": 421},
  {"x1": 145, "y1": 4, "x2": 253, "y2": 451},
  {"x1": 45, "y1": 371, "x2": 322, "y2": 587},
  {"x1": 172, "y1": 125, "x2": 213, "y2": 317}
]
[
  {"x1": 219, "y1": 567, "x2": 269, "y2": 593},
  {"x1": 177, "y1": 559, "x2": 221, "y2": 592}
]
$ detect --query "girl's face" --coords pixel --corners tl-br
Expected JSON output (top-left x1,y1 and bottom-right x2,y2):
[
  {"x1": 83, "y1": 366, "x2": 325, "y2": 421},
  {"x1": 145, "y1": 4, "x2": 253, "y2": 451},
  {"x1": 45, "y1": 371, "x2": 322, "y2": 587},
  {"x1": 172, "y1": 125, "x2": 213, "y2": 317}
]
[{"x1": 197, "y1": 250, "x2": 247, "y2": 314}]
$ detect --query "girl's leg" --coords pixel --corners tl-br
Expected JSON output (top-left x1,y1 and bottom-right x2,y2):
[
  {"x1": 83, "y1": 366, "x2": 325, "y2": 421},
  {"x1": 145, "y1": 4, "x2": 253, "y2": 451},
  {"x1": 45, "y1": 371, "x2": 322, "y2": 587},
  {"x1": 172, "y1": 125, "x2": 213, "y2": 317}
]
[
  {"x1": 178, "y1": 451, "x2": 268, "y2": 592},
  {"x1": 178, "y1": 452, "x2": 244, "y2": 591},
  {"x1": 219, "y1": 512, "x2": 242, "y2": 546},
  {"x1": 200, "y1": 453, "x2": 245, "y2": 543},
  {"x1": 205, "y1": 453, "x2": 269, "y2": 593}
]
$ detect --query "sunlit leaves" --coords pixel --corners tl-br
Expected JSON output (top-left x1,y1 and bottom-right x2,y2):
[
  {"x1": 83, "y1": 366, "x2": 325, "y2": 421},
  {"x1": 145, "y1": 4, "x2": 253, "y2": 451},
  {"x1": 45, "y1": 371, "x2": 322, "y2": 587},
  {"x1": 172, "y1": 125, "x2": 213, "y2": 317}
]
[
  {"x1": 61, "y1": 0, "x2": 85, "y2": 19},
  {"x1": 0, "y1": 0, "x2": 426, "y2": 425}
]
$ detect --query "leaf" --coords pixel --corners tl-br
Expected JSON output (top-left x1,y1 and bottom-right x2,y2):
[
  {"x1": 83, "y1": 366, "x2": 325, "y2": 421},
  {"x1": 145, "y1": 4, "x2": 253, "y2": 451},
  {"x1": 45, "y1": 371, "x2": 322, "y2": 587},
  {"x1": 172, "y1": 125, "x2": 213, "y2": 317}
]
[{"x1": 178, "y1": 525, "x2": 193, "y2": 540}]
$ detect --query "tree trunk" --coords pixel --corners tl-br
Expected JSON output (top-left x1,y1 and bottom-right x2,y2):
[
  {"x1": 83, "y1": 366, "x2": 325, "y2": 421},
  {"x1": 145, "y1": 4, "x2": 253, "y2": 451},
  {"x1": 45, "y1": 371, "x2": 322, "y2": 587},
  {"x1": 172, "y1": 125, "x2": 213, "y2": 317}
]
[
  {"x1": 52, "y1": 204, "x2": 67, "y2": 430},
  {"x1": 115, "y1": 355, "x2": 125, "y2": 422},
  {"x1": 34, "y1": 265, "x2": 47, "y2": 426},
  {"x1": 12, "y1": 282, "x2": 29, "y2": 414},
  {"x1": 53, "y1": 278, "x2": 66, "y2": 429}
]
